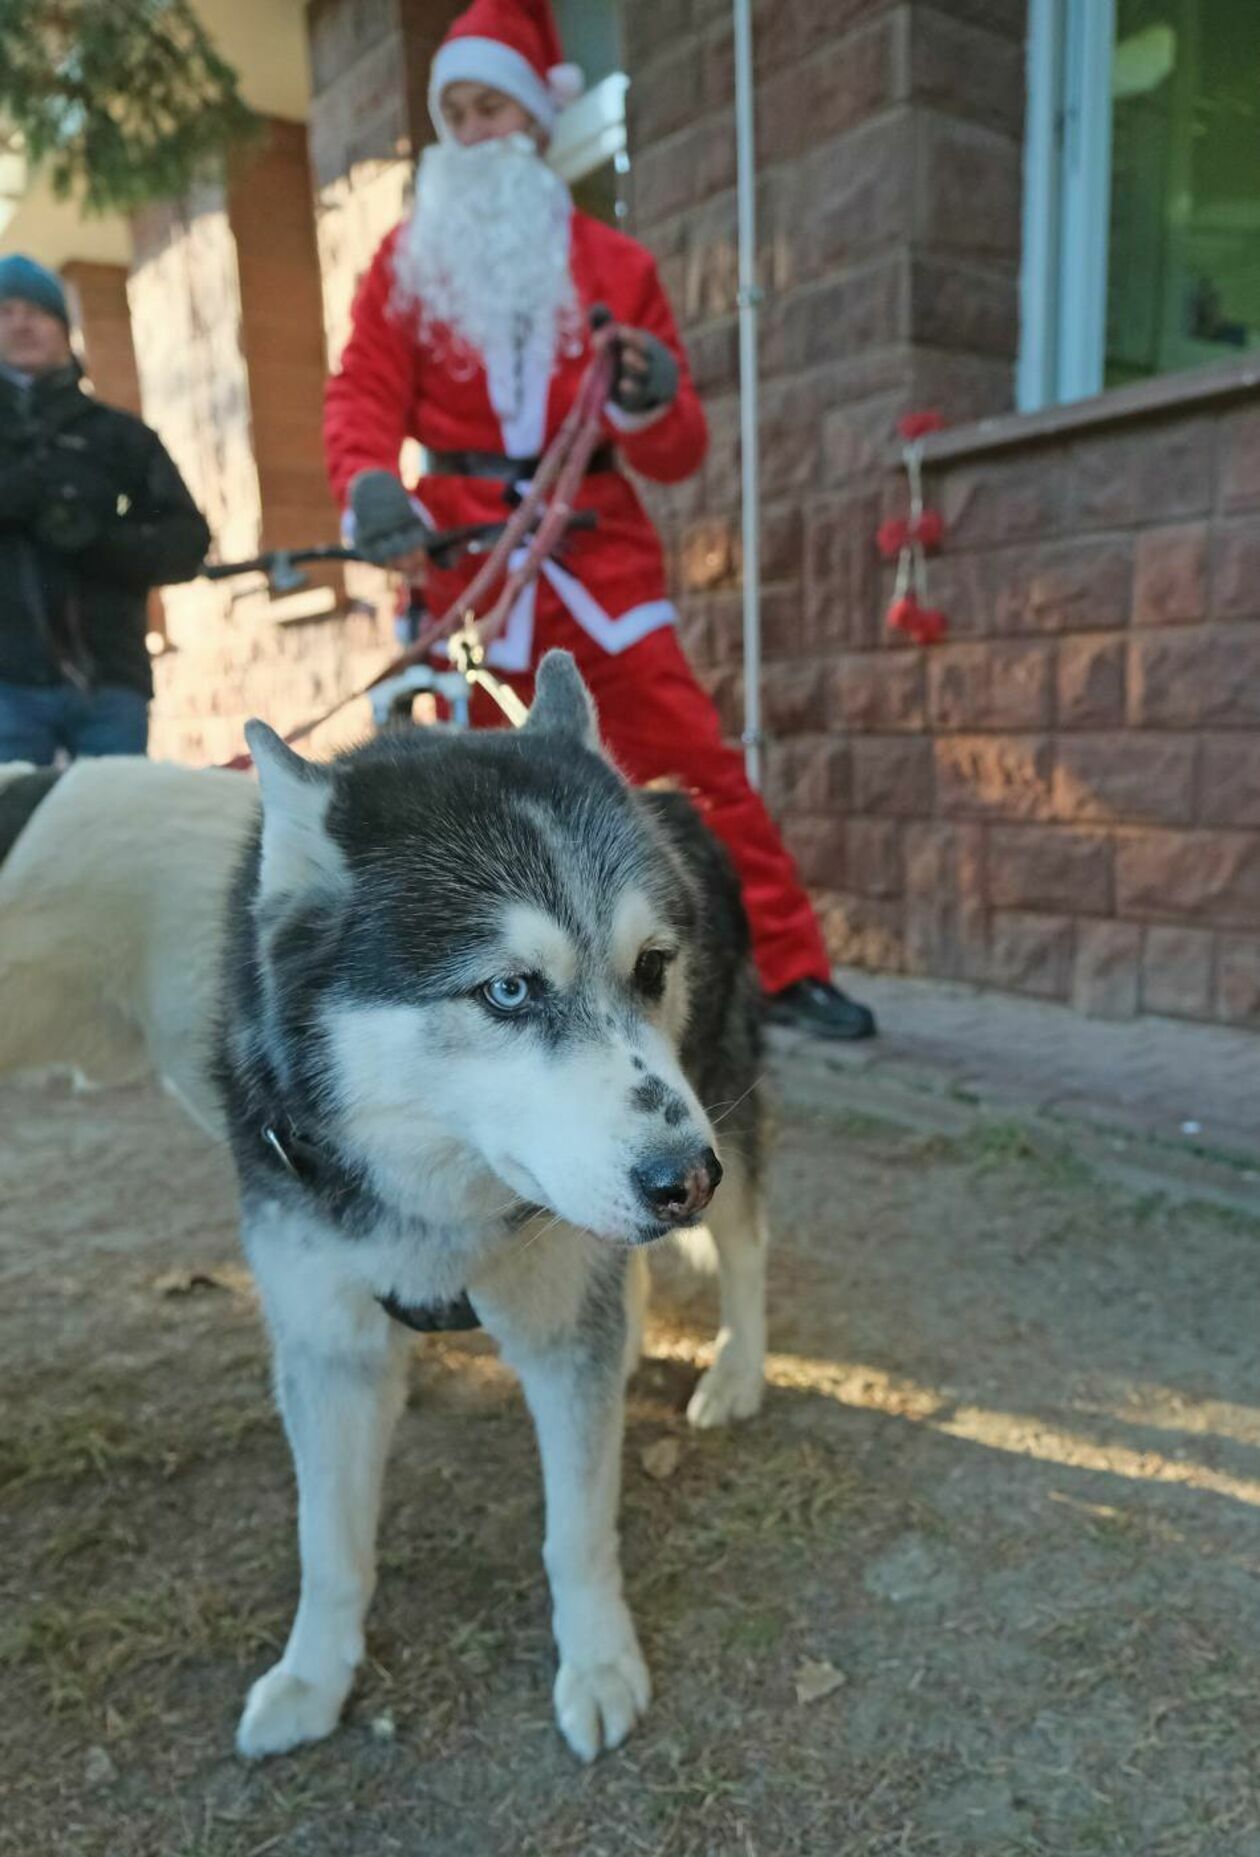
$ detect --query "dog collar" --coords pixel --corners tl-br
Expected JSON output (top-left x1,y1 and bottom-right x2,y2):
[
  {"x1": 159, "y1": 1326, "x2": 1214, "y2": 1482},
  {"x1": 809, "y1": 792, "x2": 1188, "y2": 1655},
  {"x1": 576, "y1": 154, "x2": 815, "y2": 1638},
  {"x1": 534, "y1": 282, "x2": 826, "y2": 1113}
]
[
  {"x1": 261, "y1": 1121, "x2": 331, "y2": 1181},
  {"x1": 259, "y1": 1121, "x2": 482, "y2": 1334},
  {"x1": 376, "y1": 1289, "x2": 481, "y2": 1333}
]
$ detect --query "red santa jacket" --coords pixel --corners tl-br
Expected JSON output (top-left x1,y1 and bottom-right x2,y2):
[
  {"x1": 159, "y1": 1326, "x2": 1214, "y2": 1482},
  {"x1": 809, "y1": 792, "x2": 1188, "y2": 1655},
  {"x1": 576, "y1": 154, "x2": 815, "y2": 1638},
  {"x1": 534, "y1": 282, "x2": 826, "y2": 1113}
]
[{"x1": 324, "y1": 210, "x2": 707, "y2": 670}]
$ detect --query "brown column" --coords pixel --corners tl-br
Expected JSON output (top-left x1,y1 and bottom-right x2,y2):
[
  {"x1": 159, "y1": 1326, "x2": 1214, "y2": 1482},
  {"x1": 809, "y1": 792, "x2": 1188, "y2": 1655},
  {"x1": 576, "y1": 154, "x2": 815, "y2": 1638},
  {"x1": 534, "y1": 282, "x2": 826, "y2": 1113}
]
[
  {"x1": 230, "y1": 120, "x2": 339, "y2": 552},
  {"x1": 62, "y1": 261, "x2": 143, "y2": 416}
]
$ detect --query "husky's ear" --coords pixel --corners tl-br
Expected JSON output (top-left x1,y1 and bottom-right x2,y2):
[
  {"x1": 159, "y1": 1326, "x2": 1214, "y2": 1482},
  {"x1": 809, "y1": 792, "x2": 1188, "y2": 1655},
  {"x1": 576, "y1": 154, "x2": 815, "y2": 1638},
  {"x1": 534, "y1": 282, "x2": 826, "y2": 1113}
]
[
  {"x1": 522, "y1": 650, "x2": 600, "y2": 751},
  {"x1": 245, "y1": 720, "x2": 346, "y2": 900}
]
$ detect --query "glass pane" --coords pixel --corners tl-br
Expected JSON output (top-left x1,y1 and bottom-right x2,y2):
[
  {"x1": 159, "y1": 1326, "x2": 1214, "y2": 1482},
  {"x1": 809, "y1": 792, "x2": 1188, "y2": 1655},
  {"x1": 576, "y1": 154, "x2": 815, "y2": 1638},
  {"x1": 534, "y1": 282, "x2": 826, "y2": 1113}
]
[
  {"x1": 553, "y1": 0, "x2": 622, "y2": 85},
  {"x1": 1106, "y1": 0, "x2": 1260, "y2": 387}
]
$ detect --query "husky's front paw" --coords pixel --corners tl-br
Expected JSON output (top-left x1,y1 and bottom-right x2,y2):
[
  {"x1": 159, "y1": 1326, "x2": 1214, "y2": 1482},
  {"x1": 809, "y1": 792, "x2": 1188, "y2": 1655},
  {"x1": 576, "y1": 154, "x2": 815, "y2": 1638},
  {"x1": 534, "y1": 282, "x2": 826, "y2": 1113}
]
[
  {"x1": 554, "y1": 1639, "x2": 651, "y2": 1762},
  {"x1": 686, "y1": 1345, "x2": 764, "y2": 1428},
  {"x1": 236, "y1": 1664, "x2": 349, "y2": 1759}
]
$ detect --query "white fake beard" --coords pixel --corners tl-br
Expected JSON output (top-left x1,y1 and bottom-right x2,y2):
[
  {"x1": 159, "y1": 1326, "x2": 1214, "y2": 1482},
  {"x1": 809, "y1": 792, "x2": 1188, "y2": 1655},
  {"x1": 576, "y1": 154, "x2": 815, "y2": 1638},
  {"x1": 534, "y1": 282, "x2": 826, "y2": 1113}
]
[{"x1": 393, "y1": 133, "x2": 581, "y2": 423}]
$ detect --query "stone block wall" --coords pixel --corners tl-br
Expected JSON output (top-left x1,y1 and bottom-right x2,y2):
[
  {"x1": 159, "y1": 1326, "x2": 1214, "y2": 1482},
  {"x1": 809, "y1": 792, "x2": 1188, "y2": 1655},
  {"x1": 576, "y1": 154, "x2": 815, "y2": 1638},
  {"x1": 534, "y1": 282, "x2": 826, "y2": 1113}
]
[
  {"x1": 134, "y1": 117, "x2": 383, "y2": 764},
  {"x1": 625, "y1": 0, "x2": 1026, "y2": 889},
  {"x1": 873, "y1": 403, "x2": 1260, "y2": 1027},
  {"x1": 628, "y1": 0, "x2": 1260, "y2": 1028}
]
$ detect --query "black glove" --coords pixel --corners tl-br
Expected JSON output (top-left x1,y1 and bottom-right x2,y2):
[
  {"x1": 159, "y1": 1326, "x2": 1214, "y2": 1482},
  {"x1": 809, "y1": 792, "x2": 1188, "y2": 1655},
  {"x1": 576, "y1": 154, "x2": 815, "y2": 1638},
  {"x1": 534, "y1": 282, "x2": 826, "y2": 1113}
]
[
  {"x1": 590, "y1": 304, "x2": 679, "y2": 416},
  {"x1": 349, "y1": 470, "x2": 432, "y2": 566}
]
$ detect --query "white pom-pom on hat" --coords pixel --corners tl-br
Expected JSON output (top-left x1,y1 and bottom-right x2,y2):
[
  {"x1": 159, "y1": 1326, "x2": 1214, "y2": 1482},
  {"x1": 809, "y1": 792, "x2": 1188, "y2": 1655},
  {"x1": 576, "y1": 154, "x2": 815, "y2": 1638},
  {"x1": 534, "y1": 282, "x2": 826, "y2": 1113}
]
[{"x1": 548, "y1": 62, "x2": 584, "y2": 106}]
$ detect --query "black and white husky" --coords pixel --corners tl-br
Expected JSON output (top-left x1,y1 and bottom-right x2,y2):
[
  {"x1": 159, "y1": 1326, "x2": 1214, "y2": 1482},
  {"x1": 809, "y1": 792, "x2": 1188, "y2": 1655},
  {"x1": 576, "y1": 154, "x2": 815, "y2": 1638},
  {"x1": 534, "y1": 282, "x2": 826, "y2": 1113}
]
[{"x1": 0, "y1": 653, "x2": 767, "y2": 1762}]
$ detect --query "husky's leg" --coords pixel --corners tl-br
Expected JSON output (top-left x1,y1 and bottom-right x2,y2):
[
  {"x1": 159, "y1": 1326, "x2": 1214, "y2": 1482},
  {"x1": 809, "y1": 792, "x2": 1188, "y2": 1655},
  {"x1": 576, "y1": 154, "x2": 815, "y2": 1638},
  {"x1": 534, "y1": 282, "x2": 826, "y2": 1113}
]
[
  {"x1": 237, "y1": 1224, "x2": 409, "y2": 1758},
  {"x1": 686, "y1": 1148, "x2": 768, "y2": 1428},
  {"x1": 488, "y1": 1258, "x2": 649, "y2": 1762},
  {"x1": 622, "y1": 1246, "x2": 650, "y2": 1385}
]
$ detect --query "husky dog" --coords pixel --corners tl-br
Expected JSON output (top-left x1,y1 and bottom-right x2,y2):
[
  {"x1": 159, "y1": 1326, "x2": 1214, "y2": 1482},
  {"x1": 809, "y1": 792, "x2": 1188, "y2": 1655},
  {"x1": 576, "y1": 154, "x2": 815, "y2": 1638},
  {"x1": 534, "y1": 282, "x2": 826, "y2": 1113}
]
[{"x1": 0, "y1": 653, "x2": 768, "y2": 1762}]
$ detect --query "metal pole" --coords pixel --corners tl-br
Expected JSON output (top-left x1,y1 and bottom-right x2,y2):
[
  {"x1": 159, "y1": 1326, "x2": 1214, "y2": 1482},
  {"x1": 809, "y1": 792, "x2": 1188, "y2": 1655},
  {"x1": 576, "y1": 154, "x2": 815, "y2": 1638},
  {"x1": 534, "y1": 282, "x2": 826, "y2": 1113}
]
[{"x1": 732, "y1": 0, "x2": 762, "y2": 788}]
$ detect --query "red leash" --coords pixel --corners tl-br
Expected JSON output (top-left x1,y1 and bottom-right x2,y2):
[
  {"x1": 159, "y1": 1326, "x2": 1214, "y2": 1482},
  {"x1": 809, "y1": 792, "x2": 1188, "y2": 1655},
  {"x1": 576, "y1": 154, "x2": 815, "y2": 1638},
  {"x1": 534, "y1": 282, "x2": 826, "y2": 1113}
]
[{"x1": 221, "y1": 335, "x2": 617, "y2": 770}]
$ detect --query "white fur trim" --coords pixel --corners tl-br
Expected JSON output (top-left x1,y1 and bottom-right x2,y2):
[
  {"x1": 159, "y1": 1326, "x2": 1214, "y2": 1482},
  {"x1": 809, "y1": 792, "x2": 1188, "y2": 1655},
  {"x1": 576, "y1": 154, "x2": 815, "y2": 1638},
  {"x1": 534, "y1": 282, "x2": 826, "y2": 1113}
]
[
  {"x1": 548, "y1": 62, "x2": 585, "y2": 105},
  {"x1": 483, "y1": 561, "x2": 538, "y2": 673},
  {"x1": 539, "y1": 560, "x2": 677, "y2": 654},
  {"x1": 430, "y1": 38, "x2": 556, "y2": 138}
]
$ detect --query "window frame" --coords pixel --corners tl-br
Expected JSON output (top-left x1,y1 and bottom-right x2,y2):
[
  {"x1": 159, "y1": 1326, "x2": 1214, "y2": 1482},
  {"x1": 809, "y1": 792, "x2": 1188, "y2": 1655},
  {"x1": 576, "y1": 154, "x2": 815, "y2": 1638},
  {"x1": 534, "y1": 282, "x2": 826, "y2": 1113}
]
[{"x1": 1018, "y1": 0, "x2": 1117, "y2": 411}]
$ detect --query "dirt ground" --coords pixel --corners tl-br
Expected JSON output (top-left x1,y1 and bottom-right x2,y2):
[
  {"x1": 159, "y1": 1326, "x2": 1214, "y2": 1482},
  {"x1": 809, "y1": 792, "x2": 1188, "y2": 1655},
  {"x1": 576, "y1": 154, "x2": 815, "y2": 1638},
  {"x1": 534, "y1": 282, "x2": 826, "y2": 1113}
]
[{"x1": 4, "y1": 1072, "x2": 1260, "y2": 1857}]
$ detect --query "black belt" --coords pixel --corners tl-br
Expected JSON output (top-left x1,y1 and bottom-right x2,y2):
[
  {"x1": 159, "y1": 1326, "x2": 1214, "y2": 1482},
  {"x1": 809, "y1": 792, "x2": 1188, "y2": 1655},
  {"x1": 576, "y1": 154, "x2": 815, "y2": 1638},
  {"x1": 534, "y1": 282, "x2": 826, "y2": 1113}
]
[{"x1": 427, "y1": 444, "x2": 617, "y2": 480}]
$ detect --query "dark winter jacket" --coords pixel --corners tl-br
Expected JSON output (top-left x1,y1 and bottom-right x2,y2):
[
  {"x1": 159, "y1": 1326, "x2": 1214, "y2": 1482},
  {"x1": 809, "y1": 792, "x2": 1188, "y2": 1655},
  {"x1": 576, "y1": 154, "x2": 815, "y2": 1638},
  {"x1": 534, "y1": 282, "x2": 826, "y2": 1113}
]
[{"x1": 0, "y1": 363, "x2": 210, "y2": 698}]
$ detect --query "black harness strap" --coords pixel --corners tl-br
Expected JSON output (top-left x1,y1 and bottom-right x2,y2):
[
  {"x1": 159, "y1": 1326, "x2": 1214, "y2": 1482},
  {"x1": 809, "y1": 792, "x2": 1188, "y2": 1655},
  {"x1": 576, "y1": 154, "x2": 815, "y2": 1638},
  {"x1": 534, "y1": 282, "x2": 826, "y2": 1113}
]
[
  {"x1": 377, "y1": 1289, "x2": 481, "y2": 1333},
  {"x1": 258, "y1": 1120, "x2": 482, "y2": 1334}
]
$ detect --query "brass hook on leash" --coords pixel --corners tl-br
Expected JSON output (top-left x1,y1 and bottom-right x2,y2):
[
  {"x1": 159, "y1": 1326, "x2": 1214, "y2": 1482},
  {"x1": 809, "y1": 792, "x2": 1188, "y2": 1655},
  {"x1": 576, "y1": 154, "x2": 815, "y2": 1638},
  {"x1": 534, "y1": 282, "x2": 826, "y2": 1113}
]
[{"x1": 448, "y1": 615, "x2": 529, "y2": 727}]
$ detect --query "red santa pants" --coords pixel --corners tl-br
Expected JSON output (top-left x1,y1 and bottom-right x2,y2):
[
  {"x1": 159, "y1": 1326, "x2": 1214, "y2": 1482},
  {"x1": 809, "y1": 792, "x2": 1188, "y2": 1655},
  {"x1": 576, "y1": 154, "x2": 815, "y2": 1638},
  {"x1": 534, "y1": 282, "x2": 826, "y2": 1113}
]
[{"x1": 455, "y1": 608, "x2": 832, "y2": 995}]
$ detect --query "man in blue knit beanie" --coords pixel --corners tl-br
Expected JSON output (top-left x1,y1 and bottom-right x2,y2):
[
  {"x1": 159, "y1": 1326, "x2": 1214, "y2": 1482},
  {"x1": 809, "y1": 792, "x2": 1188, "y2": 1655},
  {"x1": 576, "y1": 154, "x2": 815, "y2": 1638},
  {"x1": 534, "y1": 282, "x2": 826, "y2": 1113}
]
[
  {"x1": 0, "y1": 254, "x2": 70, "y2": 328},
  {"x1": 0, "y1": 253, "x2": 210, "y2": 761}
]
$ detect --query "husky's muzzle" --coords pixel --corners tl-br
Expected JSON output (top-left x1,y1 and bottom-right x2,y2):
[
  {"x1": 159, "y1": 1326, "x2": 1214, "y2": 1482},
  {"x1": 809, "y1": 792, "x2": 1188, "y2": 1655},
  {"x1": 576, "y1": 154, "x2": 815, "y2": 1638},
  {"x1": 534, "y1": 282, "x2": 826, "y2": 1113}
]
[{"x1": 631, "y1": 1143, "x2": 722, "y2": 1236}]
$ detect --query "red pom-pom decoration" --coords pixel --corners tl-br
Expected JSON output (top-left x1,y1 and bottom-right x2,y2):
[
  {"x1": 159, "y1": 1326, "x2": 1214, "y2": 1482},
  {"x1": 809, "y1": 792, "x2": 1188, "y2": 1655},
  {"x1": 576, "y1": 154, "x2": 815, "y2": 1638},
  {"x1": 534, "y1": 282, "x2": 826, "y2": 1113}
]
[
  {"x1": 897, "y1": 409, "x2": 945, "y2": 441},
  {"x1": 877, "y1": 517, "x2": 909, "y2": 560},
  {"x1": 912, "y1": 508, "x2": 944, "y2": 550},
  {"x1": 908, "y1": 607, "x2": 948, "y2": 646},
  {"x1": 887, "y1": 594, "x2": 922, "y2": 634}
]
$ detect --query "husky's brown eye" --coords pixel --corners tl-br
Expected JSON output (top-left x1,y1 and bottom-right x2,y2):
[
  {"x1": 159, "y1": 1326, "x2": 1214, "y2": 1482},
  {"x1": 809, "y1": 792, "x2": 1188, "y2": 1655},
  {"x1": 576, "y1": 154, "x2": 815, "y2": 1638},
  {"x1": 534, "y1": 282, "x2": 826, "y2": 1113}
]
[{"x1": 634, "y1": 948, "x2": 670, "y2": 997}]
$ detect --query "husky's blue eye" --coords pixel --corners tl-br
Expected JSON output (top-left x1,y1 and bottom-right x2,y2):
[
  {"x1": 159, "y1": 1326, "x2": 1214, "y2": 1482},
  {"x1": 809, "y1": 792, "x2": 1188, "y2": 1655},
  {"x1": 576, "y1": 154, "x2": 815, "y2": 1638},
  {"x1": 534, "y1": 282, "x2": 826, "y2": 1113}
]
[{"x1": 482, "y1": 975, "x2": 533, "y2": 1014}]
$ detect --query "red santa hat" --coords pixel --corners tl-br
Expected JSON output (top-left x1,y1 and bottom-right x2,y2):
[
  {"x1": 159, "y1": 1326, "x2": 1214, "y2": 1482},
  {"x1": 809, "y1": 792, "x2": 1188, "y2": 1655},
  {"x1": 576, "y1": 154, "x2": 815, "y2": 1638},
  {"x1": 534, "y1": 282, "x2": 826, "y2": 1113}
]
[{"x1": 429, "y1": 0, "x2": 585, "y2": 140}]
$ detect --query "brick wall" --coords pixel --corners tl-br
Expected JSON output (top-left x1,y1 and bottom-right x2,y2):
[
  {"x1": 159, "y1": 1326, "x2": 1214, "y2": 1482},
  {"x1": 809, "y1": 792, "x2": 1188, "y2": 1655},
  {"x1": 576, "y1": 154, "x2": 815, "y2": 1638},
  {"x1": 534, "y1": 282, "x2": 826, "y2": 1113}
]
[
  {"x1": 628, "y1": 1, "x2": 1260, "y2": 1028},
  {"x1": 306, "y1": 0, "x2": 460, "y2": 363},
  {"x1": 135, "y1": 119, "x2": 394, "y2": 764},
  {"x1": 871, "y1": 402, "x2": 1260, "y2": 1028},
  {"x1": 128, "y1": 175, "x2": 262, "y2": 726},
  {"x1": 626, "y1": 0, "x2": 1026, "y2": 927}
]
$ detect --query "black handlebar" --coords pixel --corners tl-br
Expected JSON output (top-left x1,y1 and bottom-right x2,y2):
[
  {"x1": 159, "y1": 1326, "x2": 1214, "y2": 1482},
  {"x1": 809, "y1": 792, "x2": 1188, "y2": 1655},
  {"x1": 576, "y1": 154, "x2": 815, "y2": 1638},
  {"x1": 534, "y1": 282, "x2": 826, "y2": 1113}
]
[
  {"x1": 200, "y1": 511, "x2": 598, "y2": 593},
  {"x1": 200, "y1": 545, "x2": 356, "y2": 586}
]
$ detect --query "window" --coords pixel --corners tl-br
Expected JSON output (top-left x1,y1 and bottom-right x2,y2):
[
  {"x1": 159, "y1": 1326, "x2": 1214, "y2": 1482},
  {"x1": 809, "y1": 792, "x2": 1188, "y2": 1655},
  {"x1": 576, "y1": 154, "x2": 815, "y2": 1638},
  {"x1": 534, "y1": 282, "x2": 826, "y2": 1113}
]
[
  {"x1": 549, "y1": 0, "x2": 629, "y2": 225},
  {"x1": 1019, "y1": 0, "x2": 1260, "y2": 410}
]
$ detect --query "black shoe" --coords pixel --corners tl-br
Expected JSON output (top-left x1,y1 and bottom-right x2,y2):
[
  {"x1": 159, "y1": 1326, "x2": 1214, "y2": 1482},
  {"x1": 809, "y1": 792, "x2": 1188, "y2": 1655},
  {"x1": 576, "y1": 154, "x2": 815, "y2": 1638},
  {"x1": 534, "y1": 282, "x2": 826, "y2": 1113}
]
[{"x1": 764, "y1": 979, "x2": 877, "y2": 1041}]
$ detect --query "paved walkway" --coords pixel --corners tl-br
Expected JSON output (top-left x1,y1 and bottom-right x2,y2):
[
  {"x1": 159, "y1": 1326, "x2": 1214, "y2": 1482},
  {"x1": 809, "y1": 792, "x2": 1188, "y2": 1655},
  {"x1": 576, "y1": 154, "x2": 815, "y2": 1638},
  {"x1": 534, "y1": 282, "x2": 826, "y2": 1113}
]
[{"x1": 770, "y1": 971, "x2": 1260, "y2": 1200}]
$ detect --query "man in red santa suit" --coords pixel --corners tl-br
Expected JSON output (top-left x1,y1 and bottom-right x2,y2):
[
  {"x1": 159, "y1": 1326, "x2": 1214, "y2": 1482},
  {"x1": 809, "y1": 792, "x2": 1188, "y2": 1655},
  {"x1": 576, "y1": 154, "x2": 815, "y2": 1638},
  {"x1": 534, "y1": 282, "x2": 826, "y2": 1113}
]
[{"x1": 324, "y1": 0, "x2": 876, "y2": 1040}]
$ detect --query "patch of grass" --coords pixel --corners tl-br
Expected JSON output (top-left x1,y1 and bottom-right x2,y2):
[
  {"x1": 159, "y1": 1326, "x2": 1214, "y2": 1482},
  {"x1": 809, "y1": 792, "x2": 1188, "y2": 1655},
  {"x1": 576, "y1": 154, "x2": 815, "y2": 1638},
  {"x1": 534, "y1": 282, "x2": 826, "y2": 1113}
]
[
  {"x1": 964, "y1": 1120, "x2": 1094, "y2": 1186},
  {"x1": 808, "y1": 1106, "x2": 902, "y2": 1144},
  {"x1": 719, "y1": 1603, "x2": 790, "y2": 1656},
  {"x1": 0, "y1": 1578, "x2": 279, "y2": 1715},
  {"x1": 1173, "y1": 1197, "x2": 1260, "y2": 1241},
  {"x1": 0, "y1": 1393, "x2": 275, "y2": 1495},
  {"x1": 0, "y1": 1405, "x2": 156, "y2": 1490}
]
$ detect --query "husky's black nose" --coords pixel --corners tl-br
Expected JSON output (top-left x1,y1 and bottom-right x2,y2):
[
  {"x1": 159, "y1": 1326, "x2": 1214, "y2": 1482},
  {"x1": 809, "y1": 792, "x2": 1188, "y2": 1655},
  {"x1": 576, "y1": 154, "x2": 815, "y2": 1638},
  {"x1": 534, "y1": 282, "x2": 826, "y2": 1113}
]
[{"x1": 632, "y1": 1147, "x2": 723, "y2": 1226}]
